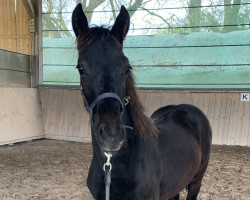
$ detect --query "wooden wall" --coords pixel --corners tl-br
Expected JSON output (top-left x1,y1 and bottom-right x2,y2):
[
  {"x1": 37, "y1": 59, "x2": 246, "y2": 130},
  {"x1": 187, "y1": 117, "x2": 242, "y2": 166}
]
[
  {"x1": 39, "y1": 88, "x2": 250, "y2": 146},
  {"x1": 0, "y1": 87, "x2": 44, "y2": 145},
  {"x1": 39, "y1": 88, "x2": 91, "y2": 143},
  {"x1": 0, "y1": 0, "x2": 31, "y2": 55}
]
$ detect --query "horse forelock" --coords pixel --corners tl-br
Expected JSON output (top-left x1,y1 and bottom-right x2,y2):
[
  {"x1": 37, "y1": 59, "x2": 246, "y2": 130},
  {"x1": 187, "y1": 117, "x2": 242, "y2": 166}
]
[{"x1": 76, "y1": 26, "x2": 122, "y2": 53}]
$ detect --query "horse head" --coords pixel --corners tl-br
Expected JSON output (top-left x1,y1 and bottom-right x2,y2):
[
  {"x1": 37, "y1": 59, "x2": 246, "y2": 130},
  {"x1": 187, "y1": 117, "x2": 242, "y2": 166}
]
[{"x1": 72, "y1": 3, "x2": 131, "y2": 153}]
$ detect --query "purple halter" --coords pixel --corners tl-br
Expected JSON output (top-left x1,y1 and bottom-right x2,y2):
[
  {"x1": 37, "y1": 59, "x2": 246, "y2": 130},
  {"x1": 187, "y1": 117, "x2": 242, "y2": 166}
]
[
  {"x1": 81, "y1": 91, "x2": 133, "y2": 130},
  {"x1": 84, "y1": 92, "x2": 124, "y2": 114}
]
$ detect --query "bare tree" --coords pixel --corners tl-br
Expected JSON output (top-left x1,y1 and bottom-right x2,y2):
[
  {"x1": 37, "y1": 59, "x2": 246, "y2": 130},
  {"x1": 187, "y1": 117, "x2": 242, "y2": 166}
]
[
  {"x1": 76, "y1": 0, "x2": 106, "y2": 24},
  {"x1": 42, "y1": 0, "x2": 249, "y2": 37},
  {"x1": 224, "y1": 0, "x2": 241, "y2": 32},
  {"x1": 43, "y1": 0, "x2": 72, "y2": 37},
  {"x1": 188, "y1": 0, "x2": 202, "y2": 32}
]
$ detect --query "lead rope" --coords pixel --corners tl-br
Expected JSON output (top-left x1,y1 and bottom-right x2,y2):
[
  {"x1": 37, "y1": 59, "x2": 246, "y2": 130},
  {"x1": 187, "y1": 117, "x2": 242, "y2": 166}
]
[{"x1": 103, "y1": 153, "x2": 112, "y2": 200}]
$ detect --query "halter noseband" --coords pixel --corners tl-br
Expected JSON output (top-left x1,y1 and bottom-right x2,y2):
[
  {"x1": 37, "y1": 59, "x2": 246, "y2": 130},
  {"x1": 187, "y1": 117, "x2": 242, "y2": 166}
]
[
  {"x1": 81, "y1": 91, "x2": 132, "y2": 130},
  {"x1": 84, "y1": 92, "x2": 124, "y2": 114}
]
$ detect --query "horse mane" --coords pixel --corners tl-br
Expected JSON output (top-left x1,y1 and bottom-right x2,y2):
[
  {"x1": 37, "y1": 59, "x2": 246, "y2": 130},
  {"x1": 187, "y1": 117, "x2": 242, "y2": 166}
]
[
  {"x1": 125, "y1": 73, "x2": 159, "y2": 139},
  {"x1": 76, "y1": 26, "x2": 158, "y2": 139}
]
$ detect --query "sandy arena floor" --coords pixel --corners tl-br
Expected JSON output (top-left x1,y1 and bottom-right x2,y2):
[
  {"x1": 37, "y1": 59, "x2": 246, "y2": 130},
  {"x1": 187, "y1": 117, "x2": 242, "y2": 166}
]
[{"x1": 0, "y1": 139, "x2": 249, "y2": 200}]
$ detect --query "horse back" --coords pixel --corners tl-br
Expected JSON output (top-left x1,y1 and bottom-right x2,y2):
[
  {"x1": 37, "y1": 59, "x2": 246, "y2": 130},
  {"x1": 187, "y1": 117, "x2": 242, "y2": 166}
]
[{"x1": 152, "y1": 104, "x2": 212, "y2": 146}]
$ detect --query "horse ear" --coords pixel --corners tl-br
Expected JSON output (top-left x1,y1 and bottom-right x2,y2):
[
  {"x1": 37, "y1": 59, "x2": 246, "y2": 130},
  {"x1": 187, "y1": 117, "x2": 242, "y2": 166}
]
[
  {"x1": 111, "y1": 5, "x2": 130, "y2": 45},
  {"x1": 72, "y1": 3, "x2": 89, "y2": 37}
]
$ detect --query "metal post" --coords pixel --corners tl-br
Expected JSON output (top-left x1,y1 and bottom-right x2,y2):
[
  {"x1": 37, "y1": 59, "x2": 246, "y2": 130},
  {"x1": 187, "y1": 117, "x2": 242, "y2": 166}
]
[{"x1": 38, "y1": 0, "x2": 43, "y2": 85}]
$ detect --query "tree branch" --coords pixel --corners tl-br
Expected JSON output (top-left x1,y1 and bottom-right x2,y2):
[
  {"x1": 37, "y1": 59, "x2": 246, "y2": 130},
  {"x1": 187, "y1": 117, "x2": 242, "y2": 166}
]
[{"x1": 140, "y1": 7, "x2": 172, "y2": 27}]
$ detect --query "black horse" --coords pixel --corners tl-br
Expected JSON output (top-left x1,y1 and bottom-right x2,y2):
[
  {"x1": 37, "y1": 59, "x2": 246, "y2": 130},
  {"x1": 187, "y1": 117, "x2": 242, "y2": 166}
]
[{"x1": 72, "y1": 4, "x2": 212, "y2": 200}]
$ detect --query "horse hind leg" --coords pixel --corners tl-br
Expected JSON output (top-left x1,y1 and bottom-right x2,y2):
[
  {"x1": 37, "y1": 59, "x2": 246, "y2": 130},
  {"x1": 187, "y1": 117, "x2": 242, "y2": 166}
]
[
  {"x1": 169, "y1": 194, "x2": 179, "y2": 200},
  {"x1": 187, "y1": 121, "x2": 211, "y2": 200},
  {"x1": 186, "y1": 162, "x2": 208, "y2": 200},
  {"x1": 186, "y1": 179, "x2": 202, "y2": 200}
]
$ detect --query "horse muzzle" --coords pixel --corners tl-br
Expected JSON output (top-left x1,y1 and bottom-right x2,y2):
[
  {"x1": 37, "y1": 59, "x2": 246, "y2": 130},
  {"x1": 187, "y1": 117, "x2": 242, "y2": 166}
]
[{"x1": 96, "y1": 123, "x2": 126, "y2": 153}]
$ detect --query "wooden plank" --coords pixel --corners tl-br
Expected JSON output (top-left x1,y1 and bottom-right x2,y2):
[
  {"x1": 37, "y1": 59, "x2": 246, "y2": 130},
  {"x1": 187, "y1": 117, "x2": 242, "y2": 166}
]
[
  {"x1": 62, "y1": 90, "x2": 72, "y2": 137},
  {"x1": 144, "y1": 92, "x2": 162, "y2": 116},
  {"x1": 17, "y1": 38, "x2": 31, "y2": 55},
  {"x1": 72, "y1": 90, "x2": 82, "y2": 138},
  {"x1": 40, "y1": 88, "x2": 50, "y2": 134},
  {"x1": 227, "y1": 94, "x2": 239, "y2": 145},
  {"x1": 0, "y1": 1, "x2": 5, "y2": 35},
  {"x1": 196, "y1": 93, "x2": 205, "y2": 112},
  {"x1": 213, "y1": 93, "x2": 225, "y2": 145},
  {"x1": 4, "y1": 0, "x2": 13, "y2": 36},
  {"x1": 43, "y1": 46, "x2": 250, "y2": 66},
  {"x1": 234, "y1": 97, "x2": 245, "y2": 145},
  {"x1": 0, "y1": 35, "x2": 31, "y2": 39},
  {"x1": 184, "y1": 92, "x2": 193, "y2": 105},
  {"x1": 46, "y1": 89, "x2": 58, "y2": 136},
  {"x1": 221, "y1": 93, "x2": 232, "y2": 145},
  {"x1": 206, "y1": 93, "x2": 216, "y2": 144},
  {"x1": 3, "y1": 39, "x2": 16, "y2": 52},
  {"x1": 160, "y1": 92, "x2": 171, "y2": 107},
  {"x1": 16, "y1": 0, "x2": 23, "y2": 36},
  {"x1": 0, "y1": 39, "x2": 6, "y2": 49},
  {"x1": 43, "y1": 89, "x2": 54, "y2": 134},
  {"x1": 16, "y1": 0, "x2": 24, "y2": 54},
  {"x1": 39, "y1": 89, "x2": 49, "y2": 132},
  {"x1": 17, "y1": 39, "x2": 24, "y2": 54},
  {"x1": 10, "y1": 0, "x2": 15, "y2": 34},
  {"x1": 15, "y1": 0, "x2": 31, "y2": 55},
  {"x1": 8, "y1": 0, "x2": 16, "y2": 51},
  {"x1": 217, "y1": 93, "x2": 229, "y2": 145},
  {"x1": 43, "y1": 30, "x2": 250, "y2": 48},
  {"x1": 248, "y1": 117, "x2": 250, "y2": 146},
  {"x1": 55, "y1": 89, "x2": 66, "y2": 137},
  {"x1": 202, "y1": 93, "x2": 210, "y2": 115},
  {"x1": 79, "y1": 109, "x2": 91, "y2": 139},
  {"x1": 78, "y1": 92, "x2": 91, "y2": 139},
  {"x1": 21, "y1": 0, "x2": 30, "y2": 36},
  {"x1": 68, "y1": 90, "x2": 80, "y2": 137},
  {"x1": 190, "y1": 93, "x2": 199, "y2": 108},
  {"x1": 240, "y1": 101, "x2": 250, "y2": 146}
]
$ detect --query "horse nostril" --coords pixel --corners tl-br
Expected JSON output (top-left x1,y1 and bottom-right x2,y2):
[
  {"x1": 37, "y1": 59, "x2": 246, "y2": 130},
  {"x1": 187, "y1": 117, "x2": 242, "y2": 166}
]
[{"x1": 99, "y1": 124, "x2": 110, "y2": 137}]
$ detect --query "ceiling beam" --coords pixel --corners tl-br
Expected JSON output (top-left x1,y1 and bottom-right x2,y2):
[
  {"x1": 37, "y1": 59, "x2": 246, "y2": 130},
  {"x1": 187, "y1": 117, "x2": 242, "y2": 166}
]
[{"x1": 22, "y1": 0, "x2": 35, "y2": 18}]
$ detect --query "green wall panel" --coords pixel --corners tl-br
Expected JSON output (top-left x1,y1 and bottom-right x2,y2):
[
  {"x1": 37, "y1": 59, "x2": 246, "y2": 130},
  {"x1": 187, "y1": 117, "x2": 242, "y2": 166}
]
[{"x1": 43, "y1": 30, "x2": 250, "y2": 88}]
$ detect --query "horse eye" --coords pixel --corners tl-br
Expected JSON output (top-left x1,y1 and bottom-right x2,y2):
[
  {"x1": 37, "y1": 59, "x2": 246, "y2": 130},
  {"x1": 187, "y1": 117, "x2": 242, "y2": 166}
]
[{"x1": 76, "y1": 65, "x2": 86, "y2": 75}]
